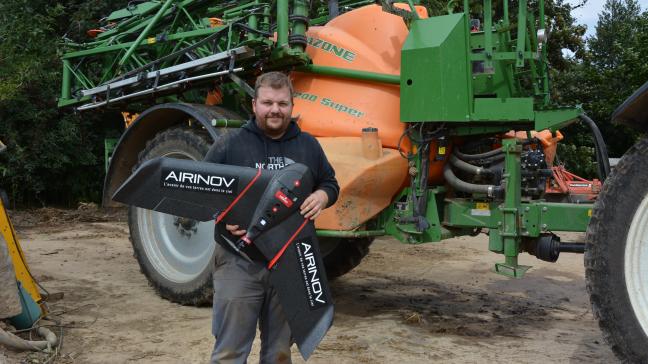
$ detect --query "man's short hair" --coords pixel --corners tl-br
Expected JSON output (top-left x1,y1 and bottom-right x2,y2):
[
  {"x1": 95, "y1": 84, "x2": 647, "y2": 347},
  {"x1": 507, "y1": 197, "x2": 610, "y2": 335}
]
[{"x1": 254, "y1": 72, "x2": 294, "y2": 99}]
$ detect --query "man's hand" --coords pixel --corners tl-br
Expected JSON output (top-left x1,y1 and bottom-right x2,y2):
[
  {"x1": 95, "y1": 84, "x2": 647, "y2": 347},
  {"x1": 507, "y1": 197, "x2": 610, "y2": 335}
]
[
  {"x1": 225, "y1": 224, "x2": 246, "y2": 236},
  {"x1": 300, "y1": 189, "x2": 329, "y2": 220}
]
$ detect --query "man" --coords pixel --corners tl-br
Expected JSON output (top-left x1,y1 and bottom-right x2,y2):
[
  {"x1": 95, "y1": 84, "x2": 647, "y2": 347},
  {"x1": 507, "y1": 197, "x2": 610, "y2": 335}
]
[{"x1": 204, "y1": 71, "x2": 339, "y2": 364}]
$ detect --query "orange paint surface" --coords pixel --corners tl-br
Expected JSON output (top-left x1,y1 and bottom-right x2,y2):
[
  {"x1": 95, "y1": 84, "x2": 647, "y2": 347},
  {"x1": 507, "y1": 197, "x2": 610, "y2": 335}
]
[
  {"x1": 292, "y1": 4, "x2": 428, "y2": 150},
  {"x1": 504, "y1": 130, "x2": 564, "y2": 165},
  {"x1": 289, "y1": 5, "x2": 448, "y2": 229},
  {"x1": 314, "y1": 137, "x2": 409, "y2": 230}
]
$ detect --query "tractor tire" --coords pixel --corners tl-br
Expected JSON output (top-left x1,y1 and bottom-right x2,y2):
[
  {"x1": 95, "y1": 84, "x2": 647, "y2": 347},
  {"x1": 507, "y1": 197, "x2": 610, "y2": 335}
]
[
  {"x1": 127, "y1": 123, "x2": 371, "y2": 304},
  {"x1": 320, "y1": 237, "x2": 373, "y2": 279},
  {"x1": 129, "y1": 126, "x2": 215, "y2": 306},
  {"x1": 585, "y1": 136, "x2": 648, "y2": 362}
]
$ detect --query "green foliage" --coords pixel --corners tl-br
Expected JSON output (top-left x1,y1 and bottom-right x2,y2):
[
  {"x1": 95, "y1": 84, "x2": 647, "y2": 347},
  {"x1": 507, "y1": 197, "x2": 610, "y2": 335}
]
[
  {"x1": 553, "y1": 0, "x2": 647, "y2": 178},
  {"x1": 581, "y1": 0, "x2": 647, "y2": 157},
  {"x1": 0, "y1": 0, "x2": 126, "y2": 207},
  {"x1": 0, "y1": 0, "x2": 643, "y2": 205},
  {"x1": 556, "y1": 143, "x2": 598, "y2": 179},
  {"x1": 542, "y1": 0, "x2": 588, "y2": 70}
]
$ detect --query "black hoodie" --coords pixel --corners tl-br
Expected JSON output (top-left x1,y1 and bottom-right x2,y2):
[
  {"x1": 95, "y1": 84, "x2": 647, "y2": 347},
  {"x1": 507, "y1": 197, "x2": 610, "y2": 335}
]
[
  {"x1": 204, "y1": 118, "x2": 339, "y2": 261},
  {"x1": 204, "y1": 118, "x2": 339, "y2": 207}
]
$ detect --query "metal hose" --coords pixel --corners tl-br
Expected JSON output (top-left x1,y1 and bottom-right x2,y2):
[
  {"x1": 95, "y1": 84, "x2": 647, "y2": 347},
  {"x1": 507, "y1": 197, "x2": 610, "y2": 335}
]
[
  {"x1": 443, "y1": 163, "x2": 503, "y2": 198},
  {"x1": 453, "y1": 147, "x2": 502, "y2": 161},
  {"x1": 449, "y1": 154, "x2": 495, "y2": 177}
]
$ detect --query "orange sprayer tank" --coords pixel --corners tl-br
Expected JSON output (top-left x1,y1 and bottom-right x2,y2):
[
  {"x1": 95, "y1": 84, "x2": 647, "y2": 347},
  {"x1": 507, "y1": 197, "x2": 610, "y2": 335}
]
[
  {"x1": 292, "y1": 4, "x2": 427, "y2": 149},
  {"x1": 290, "y1": 5, "x2": 432, "y2": 230}
]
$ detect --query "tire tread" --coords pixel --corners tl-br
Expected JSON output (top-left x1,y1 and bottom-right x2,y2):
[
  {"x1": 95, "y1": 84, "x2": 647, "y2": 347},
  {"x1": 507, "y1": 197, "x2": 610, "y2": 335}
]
[
  {"x1": 130, "y1": 126, "x2": 213, "y2": 306},
  {"x1": 586, "y1": 137, "x2": 648, "y2": 362}
]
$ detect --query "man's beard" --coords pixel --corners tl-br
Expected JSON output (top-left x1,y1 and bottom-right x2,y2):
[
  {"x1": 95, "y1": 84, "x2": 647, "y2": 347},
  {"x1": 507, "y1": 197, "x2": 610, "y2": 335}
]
[
  {"x1": 263, "y1": 113, "x2": 288, "y2": 129},
  {"x1": 259, "y1": 112, "x2": 290, "y2": 138}
]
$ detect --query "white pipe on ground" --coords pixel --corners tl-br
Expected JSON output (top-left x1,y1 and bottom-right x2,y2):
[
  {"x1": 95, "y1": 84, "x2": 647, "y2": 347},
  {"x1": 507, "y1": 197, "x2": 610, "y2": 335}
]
[{"x1": 0, "y1": 326, "x2": 57, "y2": 352}]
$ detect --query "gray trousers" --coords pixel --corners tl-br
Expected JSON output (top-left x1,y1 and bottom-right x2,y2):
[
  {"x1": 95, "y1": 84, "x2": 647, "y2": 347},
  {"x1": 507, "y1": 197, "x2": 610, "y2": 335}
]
[{"x1": 210, "y1": 245, "x2": 292, "y2": 364}]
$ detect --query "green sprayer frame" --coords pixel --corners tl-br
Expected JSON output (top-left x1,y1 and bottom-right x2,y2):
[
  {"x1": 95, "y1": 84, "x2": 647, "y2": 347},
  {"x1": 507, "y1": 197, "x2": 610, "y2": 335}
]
[{"x1": 59, "y1": 0, "x2": 593, "y2": 278}]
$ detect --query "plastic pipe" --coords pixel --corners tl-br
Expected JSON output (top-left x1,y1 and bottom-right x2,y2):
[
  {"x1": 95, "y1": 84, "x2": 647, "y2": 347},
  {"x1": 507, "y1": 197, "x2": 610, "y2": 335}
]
[
  {"x1": 0, "y1": 326, "x2": 57, "y2": 352},
  {"x1": 298, "y1": 65, "x2": 400, "y2": 84}
]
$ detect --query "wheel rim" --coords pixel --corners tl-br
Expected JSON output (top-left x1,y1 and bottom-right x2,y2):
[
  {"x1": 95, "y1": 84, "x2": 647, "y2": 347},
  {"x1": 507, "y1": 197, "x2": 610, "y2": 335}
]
[
  {"x1": 136, "y1": 149, "x2": 214, "y2": 284},
  {"x1": 625, "y1": 193, "x2": 648, "y2": 336}
]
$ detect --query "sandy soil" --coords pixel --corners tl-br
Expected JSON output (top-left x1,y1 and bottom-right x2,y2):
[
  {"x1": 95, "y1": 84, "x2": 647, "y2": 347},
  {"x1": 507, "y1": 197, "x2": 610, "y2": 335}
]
[{"x1": 1, "y1": 207, "x2": 617, "y2": 363}]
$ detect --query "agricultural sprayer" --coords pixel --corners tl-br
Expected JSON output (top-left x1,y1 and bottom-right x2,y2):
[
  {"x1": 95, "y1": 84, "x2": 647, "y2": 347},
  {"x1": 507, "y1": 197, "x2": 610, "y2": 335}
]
[{"x1": 58, "y1": 0, "x2": 648, "y2": 360}]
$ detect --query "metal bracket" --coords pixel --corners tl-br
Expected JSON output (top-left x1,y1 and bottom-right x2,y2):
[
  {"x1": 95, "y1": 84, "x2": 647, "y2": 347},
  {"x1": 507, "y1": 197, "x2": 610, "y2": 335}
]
[
  {"x1": 81, "y1": 46, "x2": 253, "y2": 98},
  {"x1": 152, "y1": 70, "x2": 161, "y2": 91},
  {"x1": 77, "y1": 67, "x2": 243, "y2": 110},
  {"x1": 494, "y1": 263, "x2": 531, "y2": 278},
  {"x1": 228, "y1": 52, "x2": 254, "y2": 98}
]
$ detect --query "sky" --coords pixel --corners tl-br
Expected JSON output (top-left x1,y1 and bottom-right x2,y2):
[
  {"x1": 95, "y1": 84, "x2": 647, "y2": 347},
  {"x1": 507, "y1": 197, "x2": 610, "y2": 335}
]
[{"x1": 569, "y1": 0, "x2": 647, "y2": 38}]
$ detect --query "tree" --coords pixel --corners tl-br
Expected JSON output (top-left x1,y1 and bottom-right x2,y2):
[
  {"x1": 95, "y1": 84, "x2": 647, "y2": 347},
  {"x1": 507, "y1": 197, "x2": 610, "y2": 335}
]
[
  {"x1": 584, "y1": 0, "x2": 647, "y2": 157},
  {"x1": 553, "y1": 0, "x2": 647, "y2": 178},
  {"x1": 0, "y1": 1, "x2": 127, "y2": 207}
]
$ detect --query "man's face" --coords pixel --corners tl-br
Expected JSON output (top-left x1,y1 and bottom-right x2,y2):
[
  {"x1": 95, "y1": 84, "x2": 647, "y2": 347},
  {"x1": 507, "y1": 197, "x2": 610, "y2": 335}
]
[{"x1": 252, "y1": 85, "x2": 293, "y2": 139}]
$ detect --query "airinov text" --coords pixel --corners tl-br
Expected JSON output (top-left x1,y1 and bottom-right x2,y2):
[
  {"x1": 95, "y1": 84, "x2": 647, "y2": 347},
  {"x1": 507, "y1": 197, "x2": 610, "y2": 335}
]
[
  {"x1": 164, "y1": 171, "x2": 235, "y2": 188},
  {"x1": 301, "y1": 242, "x2": 325, "y2": 304}
]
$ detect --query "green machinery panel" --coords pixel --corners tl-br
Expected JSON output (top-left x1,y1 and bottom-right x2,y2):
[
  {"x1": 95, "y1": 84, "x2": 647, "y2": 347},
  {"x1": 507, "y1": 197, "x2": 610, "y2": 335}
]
[
  {"x1": 399, "y1": 2, "x2": 581, "y2": 130},
  {"x1": 400, "y1": 13, "x2": 472, "y2": 122}
]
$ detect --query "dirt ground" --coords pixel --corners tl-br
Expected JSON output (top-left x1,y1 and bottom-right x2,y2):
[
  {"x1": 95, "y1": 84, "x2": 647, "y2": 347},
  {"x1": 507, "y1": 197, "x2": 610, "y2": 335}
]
[{"x1": 1, "y1": 206, "x2": 617, "y2": 363}]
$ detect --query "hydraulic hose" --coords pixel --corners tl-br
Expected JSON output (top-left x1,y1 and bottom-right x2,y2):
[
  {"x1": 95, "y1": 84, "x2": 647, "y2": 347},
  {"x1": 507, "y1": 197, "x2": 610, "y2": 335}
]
[
  {"x1": 0, "y1": 326, "x2": 57, "y2": 351},
  {"x1": 579, "y1": 114, "x2": 610, "y2": 182},
  {"x1": 454, "y1": 147, "x2": 503, "y2": 161},
  {"x1": 443, "y1": 163, "x2": 503, "y2": 198},
  {"x1": 449, "y1": 154, "x2": 495, "y2": 177}
]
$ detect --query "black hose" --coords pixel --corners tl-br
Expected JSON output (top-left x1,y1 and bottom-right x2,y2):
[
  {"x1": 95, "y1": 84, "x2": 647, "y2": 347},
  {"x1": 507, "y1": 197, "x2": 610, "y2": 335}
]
[
  {"x1": 449, "y1": 154, "x2": 494, "y2": 177},
  {"x1": 443, "y1": 164, "x2": 503, "y2": 198},
  {"x1": 454, "y1": 147, "x2": 503, "y2": 161},
  {"x1": 579, "y1": 114, "x2": 610, "y2": 182},
  {"x1": 474, "y1": 153, "x2": 505, "y2": 165}
]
